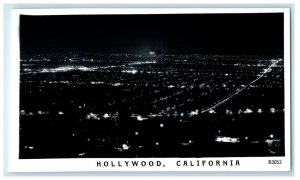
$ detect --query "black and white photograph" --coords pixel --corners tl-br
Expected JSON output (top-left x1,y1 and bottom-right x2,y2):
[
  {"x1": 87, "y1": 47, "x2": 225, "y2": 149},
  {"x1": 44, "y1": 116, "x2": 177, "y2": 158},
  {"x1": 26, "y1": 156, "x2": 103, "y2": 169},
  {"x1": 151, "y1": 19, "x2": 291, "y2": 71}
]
[{"x1": 7, "y1": 8, "x2": 291, "y2": 172}]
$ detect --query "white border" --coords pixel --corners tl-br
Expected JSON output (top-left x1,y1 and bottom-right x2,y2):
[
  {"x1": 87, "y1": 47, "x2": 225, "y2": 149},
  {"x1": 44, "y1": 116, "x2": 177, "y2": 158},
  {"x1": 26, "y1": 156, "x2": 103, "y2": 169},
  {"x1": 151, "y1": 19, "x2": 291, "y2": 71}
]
[{"x1": 8, "y1": 8, "x2": 291, "y2": 172}]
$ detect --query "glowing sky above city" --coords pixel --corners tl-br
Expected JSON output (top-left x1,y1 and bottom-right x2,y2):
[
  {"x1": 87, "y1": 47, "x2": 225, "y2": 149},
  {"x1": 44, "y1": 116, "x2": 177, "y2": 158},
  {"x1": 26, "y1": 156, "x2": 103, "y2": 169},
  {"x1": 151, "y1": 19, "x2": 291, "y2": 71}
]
[{"x1": 20, "y1": 13, "x2": 283, "y2": 55}]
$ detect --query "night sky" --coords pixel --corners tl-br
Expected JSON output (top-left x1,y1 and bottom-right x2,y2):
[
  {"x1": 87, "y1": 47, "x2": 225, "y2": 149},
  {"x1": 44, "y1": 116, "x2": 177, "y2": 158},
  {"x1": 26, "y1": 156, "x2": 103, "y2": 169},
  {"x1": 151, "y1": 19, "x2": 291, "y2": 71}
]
[{"x1": 20, "y1": 13, "x2": 284, "y2": 55}]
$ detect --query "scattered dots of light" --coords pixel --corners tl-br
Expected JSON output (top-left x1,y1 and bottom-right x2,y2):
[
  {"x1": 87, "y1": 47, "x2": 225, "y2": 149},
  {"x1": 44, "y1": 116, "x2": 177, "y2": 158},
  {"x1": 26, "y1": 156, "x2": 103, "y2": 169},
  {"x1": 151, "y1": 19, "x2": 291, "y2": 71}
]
[{"x1": 40, "y1": 66, "x2": 99, "y2": 73}]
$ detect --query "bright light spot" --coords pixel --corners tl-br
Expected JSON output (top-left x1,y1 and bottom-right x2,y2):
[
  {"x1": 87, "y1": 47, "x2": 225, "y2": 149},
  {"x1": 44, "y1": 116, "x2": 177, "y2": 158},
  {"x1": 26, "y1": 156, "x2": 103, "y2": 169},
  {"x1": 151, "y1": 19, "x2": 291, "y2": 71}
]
[
  {"x1": 258, "y1": 109, "x2": 263, "y2": 113},
  {"x1": 78, "y1": 152, "x2": 86, "y2": 157},
  {"x1": 149, "y1": 51, "x2": 156, "y2": 55},
  {"x1": 190, "y1": 110, "x2": 198, "y2": 116},
  {"x1": 132, "y1": 69, "x2": 138, "y2": 74},
  {"x1": 41, "y1": 68, "x2": 50, "y2": 73},
  {"x1": 122, "y1": 69, "x2": 138, "y2": 74},
  {"x1": 160, "y1": 123, "x2": 164, "y2": 128},
  {"x1": 122, "y1": 144, "x2": 129, "y2": 150},
  {"x1": 244, "y1": 108, "x2": 253, "y2": 114},
  {"x1": 215, "y1": 136, "x2": 239, "y2": 143},
  {"x1": 78, "y1": 67, "x2": 90, "y2": 71},
  {"x1": 225, "y1": 109, "x2": 233, "y2": 115},
  {"x1": 209, "y1": 109, "x2": 216, "y2": 114},
  {"x1": 263, "y1": 68, "x2": 272, "y2": 73},
  {"x1": 263, "y1": 69, "x2": 268, "y2": 73},
  {"x1": 149, "y1": 114, "x2": 156, "y2": 117},
  {"x1": 91, "y1": 81, "x2": 104, "y2": 84},
  {"x1": 20, "y1": 110, "x2": 26, "y2": 115},
  {"x1": 270, "y1": 108, "x2": 276, "y2": 113},
  {"x1": 58, "y1": 111, "x2": 64, "y2": 115},
  {"x1": 28, "y1": 146, "x2": 34, "y2": 150},
  {"x1": 238, "y1": 109, "x2": 243, "y2": 114},
  {"x1": 86, "y1": 112, "x2": 100, "y2": 120},
  {"x1": 270, "y1": 134, "x2": 274, "y2": 138},
  {"x1": 155, "y1": 142, "x2": 159, "y2": 146},
  {"x1": 189, "y1": 140, "x2": 193, "y2": 143},
  {"x1": 135, "y1": 132, "x2": 139, "y2": 136},
  {"x1": 103, "y1": 113, "x2": 110, "y2": 118},
  {"x1": 112, "y1": 83, "x2": 123, "y2": 86},
  {"x1": 168, "y1": 85, "x2": 175, "y2": 88},
  {"x1": 137, "y1": 115, "x2": 147, "y2": 121},
  {"x1": 245, "y1": 136, "x2": 248, "y2": 140},
  {"x1": 129, "y1": 61, "x2": 157, "y2": 65},
  {"x1": 265, "y1": 139, "x2": 273, "y2": 145}
]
